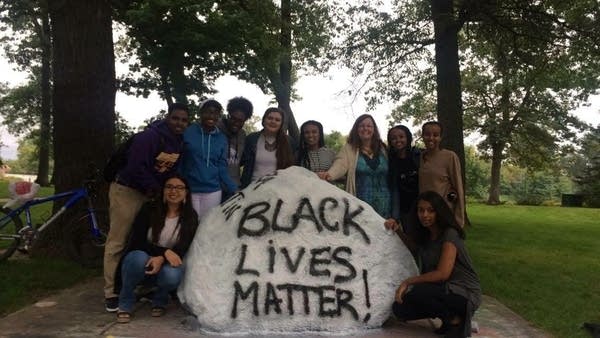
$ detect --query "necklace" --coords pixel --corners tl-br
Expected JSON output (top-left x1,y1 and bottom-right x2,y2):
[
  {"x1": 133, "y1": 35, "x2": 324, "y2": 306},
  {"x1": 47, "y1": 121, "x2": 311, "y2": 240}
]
[
  {"x1": 361, "y1": 147, "x2": 374, "y2": 158},
  {"x1": 264, "y1": 135, "x2": 277, "y2": 152}
]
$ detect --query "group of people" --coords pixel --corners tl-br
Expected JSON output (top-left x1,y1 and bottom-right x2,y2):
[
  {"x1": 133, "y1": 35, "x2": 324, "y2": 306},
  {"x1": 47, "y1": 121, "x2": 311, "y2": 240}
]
[{"x1": 101, "y1": 98, "x2": 480, "y2": 338}]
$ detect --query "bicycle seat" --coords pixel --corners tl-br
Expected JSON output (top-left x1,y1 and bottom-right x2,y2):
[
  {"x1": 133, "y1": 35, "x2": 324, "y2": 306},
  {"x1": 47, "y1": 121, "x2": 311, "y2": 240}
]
[{"x1": 3, "y1": 181, "x2": 40, "y2": 209}]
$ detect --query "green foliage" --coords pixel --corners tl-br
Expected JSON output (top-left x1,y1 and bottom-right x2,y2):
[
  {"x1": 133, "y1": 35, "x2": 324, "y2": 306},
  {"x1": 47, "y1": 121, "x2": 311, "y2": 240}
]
[
  {"x1": 572, "y1": 125, "x2": 600, "y2": 207},
  {"x1": 114, "y1": 112, "x2": 135, "y2": 145},
  {"x1": 113, "y1": 0, "x2": 335, "y2": 133},
  {"x1": 242, "y1": 115, "x2": 261, "y2": 134},
  {"x1": 464, "y1": 146, "x2": 489, "y2": 200},
  {"x1": 0, "y1": 79, "x2": 43, "y2": 136},
  {"x1": 4, "y1": 136, "x2": 52, "y2": 175},
  {"x1": 468, "y1": 203, "x2": 600, "y2": 338},
  {"x1": 324, "y1": 130, "x2": 345, "y2": 153},
  {"x1": 505, "y1": 169, "x2": 564, "y2": 206}
]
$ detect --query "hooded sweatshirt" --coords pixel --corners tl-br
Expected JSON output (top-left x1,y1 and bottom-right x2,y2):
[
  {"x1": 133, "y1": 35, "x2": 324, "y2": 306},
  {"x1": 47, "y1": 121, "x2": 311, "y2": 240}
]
[
  {"x1": 116, "y1": 120, "x2": 183, "y2": 195},
  {"x1": 216, "y1": 119, "x2": 247, "y2": 186},
  {"x1": 180, "y1": 123, "x2": 238, "y2": 194}
]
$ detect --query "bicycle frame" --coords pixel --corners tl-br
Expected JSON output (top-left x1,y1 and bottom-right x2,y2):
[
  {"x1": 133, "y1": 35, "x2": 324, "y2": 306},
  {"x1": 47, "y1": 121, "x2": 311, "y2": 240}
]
[{"x1": 0, "y1": 186, "x2": 102, "y2": 239}]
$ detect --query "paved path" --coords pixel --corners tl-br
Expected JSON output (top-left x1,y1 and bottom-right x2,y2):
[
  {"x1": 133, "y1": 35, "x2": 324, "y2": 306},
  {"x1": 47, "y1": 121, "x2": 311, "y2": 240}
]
[{"x1": 0, "y1": 277, "x2": 550, "y2": 338}]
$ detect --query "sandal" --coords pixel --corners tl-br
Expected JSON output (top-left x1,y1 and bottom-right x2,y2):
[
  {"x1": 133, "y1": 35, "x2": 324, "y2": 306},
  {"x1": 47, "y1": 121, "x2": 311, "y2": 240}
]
[
  {"x1": 116, "y1": 311, "x2": 131, "y2": 324},
  {"x1": 151, "y1": 306, "x2": 166, "y2": 317}
]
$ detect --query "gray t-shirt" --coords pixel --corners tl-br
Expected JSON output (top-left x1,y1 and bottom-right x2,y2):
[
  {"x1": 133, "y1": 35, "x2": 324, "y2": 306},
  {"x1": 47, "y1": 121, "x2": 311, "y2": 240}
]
[{"x1": 419, "y1": 227, "x2": 481, "y2": 310}]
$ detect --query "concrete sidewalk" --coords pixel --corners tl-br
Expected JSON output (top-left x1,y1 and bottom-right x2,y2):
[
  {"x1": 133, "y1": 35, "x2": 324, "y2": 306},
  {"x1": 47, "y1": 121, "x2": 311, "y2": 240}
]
[{"x1": 0, "y1": 276, "x2": 549, "y2": 338}]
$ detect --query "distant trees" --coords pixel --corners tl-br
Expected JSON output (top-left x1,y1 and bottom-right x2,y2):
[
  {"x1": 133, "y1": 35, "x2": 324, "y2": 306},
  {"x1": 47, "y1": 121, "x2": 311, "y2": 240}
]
[
  {"x1": 0, "y1": 0, "x2": 52, "y2": 185},
  {"x1": 572, "y1": 125, "x2": 600, "y2": 207}
]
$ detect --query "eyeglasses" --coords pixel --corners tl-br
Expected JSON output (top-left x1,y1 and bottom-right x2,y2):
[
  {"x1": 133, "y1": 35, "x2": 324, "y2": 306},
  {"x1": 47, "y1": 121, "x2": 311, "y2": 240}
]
[{"x1": 164, "y1": 184, "x2": 186, "y2": 191}]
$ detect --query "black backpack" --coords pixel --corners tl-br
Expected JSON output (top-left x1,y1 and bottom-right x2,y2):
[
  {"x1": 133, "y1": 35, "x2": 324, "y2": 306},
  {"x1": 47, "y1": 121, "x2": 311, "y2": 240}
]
[{"x1": 103, "y1": 135, "x2": 136, "y2": 183}]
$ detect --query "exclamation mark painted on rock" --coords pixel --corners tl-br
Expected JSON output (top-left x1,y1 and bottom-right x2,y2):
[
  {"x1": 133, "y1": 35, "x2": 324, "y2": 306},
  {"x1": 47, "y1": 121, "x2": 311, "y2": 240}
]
[{"x1": 363, "y1": 269, "x2": 371, "y2": 322}]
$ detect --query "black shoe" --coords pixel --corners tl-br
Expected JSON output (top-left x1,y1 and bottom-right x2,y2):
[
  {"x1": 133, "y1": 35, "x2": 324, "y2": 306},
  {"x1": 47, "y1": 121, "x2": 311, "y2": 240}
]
[
  {"x1": 105, "y1": 297, "x2": 119, "y2": 312},
  {"x1": 444, "y1": 323, "x2": 465, "y2": 338}
]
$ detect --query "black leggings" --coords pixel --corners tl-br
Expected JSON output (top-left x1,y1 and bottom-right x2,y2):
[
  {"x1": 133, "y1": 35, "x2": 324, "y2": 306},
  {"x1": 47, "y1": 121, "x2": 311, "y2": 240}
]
[{"x1": 392, "y1": 282, "x2": 467, "y2": 322}]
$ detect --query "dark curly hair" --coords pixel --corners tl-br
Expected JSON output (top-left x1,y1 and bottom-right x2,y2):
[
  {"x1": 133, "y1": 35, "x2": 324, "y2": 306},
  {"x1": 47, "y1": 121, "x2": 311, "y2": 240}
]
[{"x1": 226, "y1": 97, "x2": 253, "y2": 120}]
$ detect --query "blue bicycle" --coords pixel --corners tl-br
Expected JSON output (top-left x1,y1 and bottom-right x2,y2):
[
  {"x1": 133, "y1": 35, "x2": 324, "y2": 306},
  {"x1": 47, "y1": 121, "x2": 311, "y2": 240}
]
[{"x1": 0, "y1": 178, "x2": 108, "y2": 267}]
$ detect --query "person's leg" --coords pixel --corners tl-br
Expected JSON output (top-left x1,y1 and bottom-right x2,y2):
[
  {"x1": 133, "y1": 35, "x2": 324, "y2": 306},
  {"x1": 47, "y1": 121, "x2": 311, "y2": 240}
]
[
  {"x1": 439, "y1": 292, "x2": 468, "y2": 337},
  {"x1": 393, "y1": 283, "x2": 448, "y2": 321},
  {"x1": 191, "y1": 191, "x2": 222, "y2": 220},
  {"x1": 152, "y1": 264, "x2": 184, "y2": 310},
  {"x1": 104, "y1": 183, "x2": 147, "y2": 299},
  {"x1": 118, "y1": 250, "x2": 150, "y2": 313}
]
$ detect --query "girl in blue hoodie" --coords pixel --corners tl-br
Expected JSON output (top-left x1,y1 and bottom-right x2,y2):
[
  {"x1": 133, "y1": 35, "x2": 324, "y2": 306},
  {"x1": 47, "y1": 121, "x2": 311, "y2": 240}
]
[{"x1": 180, "y1": 100, "x2": 237, "y2": 220}]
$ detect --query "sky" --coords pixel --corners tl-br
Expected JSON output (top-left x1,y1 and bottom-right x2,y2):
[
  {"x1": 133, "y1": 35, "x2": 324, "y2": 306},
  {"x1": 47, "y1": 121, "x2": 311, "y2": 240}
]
[{"x1": 0, "y1": 50, "x2": 598, "y2": 160}]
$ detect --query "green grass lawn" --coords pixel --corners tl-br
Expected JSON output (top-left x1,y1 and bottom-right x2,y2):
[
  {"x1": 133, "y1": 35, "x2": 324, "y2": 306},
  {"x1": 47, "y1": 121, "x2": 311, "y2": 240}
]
[{"x1": 467, "y1": 203, "x2": 600, "y2": 338}]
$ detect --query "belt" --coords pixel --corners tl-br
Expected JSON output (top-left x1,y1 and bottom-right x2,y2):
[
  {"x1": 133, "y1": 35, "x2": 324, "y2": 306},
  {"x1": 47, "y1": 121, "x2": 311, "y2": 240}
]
[{"x1": 115, "y1": 176, "x2": 136, "y2": 189}]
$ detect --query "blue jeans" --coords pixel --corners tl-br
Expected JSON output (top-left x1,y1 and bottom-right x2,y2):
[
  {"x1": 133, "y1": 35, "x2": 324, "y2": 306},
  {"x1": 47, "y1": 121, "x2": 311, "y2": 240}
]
[{"x1": 118, "y1": 250, "x2": 184, "y2": 312}]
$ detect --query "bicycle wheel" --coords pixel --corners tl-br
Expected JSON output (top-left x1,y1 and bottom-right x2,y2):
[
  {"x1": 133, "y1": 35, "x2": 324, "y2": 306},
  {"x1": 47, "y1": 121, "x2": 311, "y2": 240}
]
[
  {"x1": 63, "y1": 209, "x2": 108, "y2": 268},
  {"x1": 0, "y1": 207, "x2": 23, "y2": 261}
]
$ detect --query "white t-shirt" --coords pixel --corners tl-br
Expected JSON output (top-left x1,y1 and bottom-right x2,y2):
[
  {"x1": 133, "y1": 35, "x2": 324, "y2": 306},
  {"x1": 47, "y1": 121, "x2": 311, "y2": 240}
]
[
  {"x1": 252, "y1": 135, "x2": 277, "y2": 181},
  {"x1": 147, "y1": 216, "x2": 180, "y2": 249}
]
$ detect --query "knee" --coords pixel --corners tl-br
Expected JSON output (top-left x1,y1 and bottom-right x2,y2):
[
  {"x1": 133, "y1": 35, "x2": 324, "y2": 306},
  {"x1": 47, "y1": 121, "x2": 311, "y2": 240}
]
[
  {"x1": 392, "y1": 301, "x2": 410, "y2": 319},
  {"x1": 158, "y1": 266, "x2": 183, "y2": 290},
  {"x1": 122, "y1": 250, "x2": 149, "y2": 271}
]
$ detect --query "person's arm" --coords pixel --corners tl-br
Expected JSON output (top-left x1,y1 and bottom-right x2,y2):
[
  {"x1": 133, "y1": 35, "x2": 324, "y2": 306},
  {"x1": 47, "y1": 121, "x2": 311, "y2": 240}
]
[
  {"x1": 239, "y1": 133, "x2": 257, "y2": 188},
  {"x1": 395, "y1": 241, "x2": 457, "y2": 303},
  {"x1": 326, "y1": 144, "x2": 351, "y2": 181},
  {"x1": 449, "y1": 151, "x2": 465, "y2": 226},
  {"x1": 125, "y1": 130, "x2": 162, "y2": 196},
  {"x1": 218, "y1": 135, "x2": 238, "y2": 194}
]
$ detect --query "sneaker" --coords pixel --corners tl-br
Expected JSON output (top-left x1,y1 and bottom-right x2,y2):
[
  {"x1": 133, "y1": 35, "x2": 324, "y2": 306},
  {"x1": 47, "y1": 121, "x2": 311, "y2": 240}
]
[{"x1": 105, "y1": 297, "x2": 119, "y2": 312}]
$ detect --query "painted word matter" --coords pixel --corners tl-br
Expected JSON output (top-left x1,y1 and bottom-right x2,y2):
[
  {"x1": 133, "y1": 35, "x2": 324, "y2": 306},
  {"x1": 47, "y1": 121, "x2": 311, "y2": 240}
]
[{"x1": 178, "y1": 166, "x2": 418, "y2": 335}]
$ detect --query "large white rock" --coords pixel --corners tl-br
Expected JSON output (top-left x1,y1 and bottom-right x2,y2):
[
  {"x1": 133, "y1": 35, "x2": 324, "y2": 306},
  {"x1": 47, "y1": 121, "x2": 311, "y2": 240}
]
[{"x1": 178, "y1": 166, "x2": 418, "y2": 335}]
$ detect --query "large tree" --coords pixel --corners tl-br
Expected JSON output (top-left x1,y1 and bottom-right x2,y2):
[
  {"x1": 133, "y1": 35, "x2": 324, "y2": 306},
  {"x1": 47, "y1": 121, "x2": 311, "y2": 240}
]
[{"x1": 41, "y1": 0, "x2": 115, "y2": 253}]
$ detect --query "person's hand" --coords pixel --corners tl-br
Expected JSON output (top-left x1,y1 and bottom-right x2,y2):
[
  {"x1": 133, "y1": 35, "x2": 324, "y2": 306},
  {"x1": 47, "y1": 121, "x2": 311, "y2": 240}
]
[
  {"x1": 164, "y1": 249, "x2": 182, "y2": 267},
  {"x1": 395, "y1": 281, "x2": 409, "y2": 303},
  {"x1": 384, "y1": 218, "x2": 400, "y2": 232},
  {"x1": 145, "y1": 256, "x2": 165, "y2": 275},
  {"x1": 317, "y1": 171, "x2": 331, "y2": 180}
]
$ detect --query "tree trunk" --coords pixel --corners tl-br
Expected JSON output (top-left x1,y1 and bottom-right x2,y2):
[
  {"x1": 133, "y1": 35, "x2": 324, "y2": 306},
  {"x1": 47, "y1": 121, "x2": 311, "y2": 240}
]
[
  {"x1": 36, "y1": 0, "x2": 52, "y2": 187},
  {"x1": 41, "y1": 0, "x2": 115, "y2": 255},
  {"x1": 431, "y1": 0, "x2": 468, "y2": 223},
  {"x1": 487, "y1": 142, "x2": 504, "y2": 204},
  {"x1": 277, "y1": 0, "x2": 299, "y2": 143}
]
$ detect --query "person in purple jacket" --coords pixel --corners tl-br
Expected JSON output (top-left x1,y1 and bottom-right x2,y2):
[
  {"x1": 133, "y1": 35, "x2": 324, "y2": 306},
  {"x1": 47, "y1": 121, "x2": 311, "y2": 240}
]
[{"x1": 103, "y1": 103, "x2": 189, "y2": 313}]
